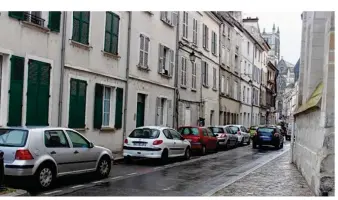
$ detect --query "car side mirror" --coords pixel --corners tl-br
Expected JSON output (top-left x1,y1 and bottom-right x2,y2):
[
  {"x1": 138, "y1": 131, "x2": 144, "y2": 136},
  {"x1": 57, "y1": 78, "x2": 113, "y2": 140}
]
[{"x1": 89, "y1": 142, "x2": 94, "y2": 148}]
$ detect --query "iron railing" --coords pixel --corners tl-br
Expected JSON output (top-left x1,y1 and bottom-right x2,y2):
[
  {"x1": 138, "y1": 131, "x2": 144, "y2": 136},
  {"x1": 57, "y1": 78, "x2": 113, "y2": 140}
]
[{"x1": 23, "y1": 12, "x2": 45, "y2": 27}]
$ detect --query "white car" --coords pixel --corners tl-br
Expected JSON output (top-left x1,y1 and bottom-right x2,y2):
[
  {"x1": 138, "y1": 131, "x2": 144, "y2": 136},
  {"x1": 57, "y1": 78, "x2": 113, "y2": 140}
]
[
  {"x1": 228, "y1": 124, "x2": 251, "y2": 145},
  {"x1": 123, "y1": 126, "x2": 191, "y2": 164}
]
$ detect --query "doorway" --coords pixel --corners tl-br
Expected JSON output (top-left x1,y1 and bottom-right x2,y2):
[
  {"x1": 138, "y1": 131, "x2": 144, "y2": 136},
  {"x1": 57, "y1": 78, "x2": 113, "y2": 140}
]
[{"x1": 136, "y1": 93, "x2": 146, "y2": 127}]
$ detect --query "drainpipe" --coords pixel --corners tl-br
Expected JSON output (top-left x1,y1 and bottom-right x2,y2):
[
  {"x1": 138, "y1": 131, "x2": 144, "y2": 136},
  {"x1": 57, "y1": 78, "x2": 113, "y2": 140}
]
[
  {"x1": 58, "y1": 11, "x2": 67, "y2": 127},
  {"x1": 173, "y1": 12, "x2": 180, "y2": 129},
  {"x1": 250, "y1": 44, "x2": 255, "y2": 127},
  {"x1": 122, "y1": 11, "x2": 132, "y2": 148},
  {"x1": 218, "y1": 21, "x2": 223, "y2": 124},
  {"x1": 290, "y1": 114, "x2": 295, "y2": 163}
]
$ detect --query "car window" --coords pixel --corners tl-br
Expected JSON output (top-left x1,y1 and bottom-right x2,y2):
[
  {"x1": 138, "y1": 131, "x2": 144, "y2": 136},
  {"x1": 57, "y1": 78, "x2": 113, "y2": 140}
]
[
  {"x1": 0, "y1": 129, "x2": 28, "y2": 147},
  {"x1": 178, "y1": 127, "x2": 199, "y2": 136},
  {"x1": 202, "y1": 129, "x2": 208, "y2": 136},
  {"x1": 241, "y1": 126, "x2": 248, "y2": 132},
  {"x1": 163, "y1": 129, "x2": 173, "y2": 139},
  {"x1": 45, "y1": 130, "x2": 69, "y2": 148},
  {"x1": 66, "y1": 130, "x2": 89, "y2": 148},
  {"x1": 169, "y1": 129, "x2": 181, "y2": 140},
  {"x1": 230, "y1": 126, "x2": 239, "y2": 133},
  {"x1": 209, "y1": 127, "x2": 224, "y2": 134},
  {"x1": 206, "y1": 128, "x2": 214, "y2": 137},
  {"x1": 129, "y1": 128, "x2": 160, "y2": 139}
]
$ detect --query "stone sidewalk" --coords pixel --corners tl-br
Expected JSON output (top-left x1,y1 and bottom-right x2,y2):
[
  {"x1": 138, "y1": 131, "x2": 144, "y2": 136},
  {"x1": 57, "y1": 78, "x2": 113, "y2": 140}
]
[{"x1": 213, "y1": 152, "x2": 315, "y2": 196}]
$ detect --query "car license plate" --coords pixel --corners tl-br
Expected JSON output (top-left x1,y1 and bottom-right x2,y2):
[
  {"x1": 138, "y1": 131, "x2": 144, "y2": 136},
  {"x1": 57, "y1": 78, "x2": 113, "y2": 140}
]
[{"x1": 134, "y1": 142, "x2": 147, "y2": 146}]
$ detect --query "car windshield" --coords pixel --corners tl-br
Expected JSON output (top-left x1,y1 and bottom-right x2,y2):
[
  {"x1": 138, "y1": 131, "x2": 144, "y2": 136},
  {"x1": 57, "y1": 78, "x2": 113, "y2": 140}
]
[
  {"x1": 0, "y1": 129, "x2": 28, "y2": 147},
  {"x1": 258, "y1": 128, "x2": 275, "y2": 135},
  {"x1": 128, "y1": 128, "x2": 160, "y2": 139},
  {"x1": 178, "y1": 127, "x2": 199, "y2": 136},
  {"x1": 229, "y1": 126, "x2": 239, "y2": 133},
  {"x1": 209, "y1": 127, "x2": 224, "y2": 133}
]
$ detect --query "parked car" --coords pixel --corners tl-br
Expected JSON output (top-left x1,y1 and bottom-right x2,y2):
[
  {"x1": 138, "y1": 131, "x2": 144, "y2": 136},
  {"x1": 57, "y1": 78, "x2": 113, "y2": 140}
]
[
  {"x1": 252, "y1": 126, "x2": 284, "y2": 149},
  {"x1": 228, "y1": 125, "x2": 251, "y2": 145},
  {"x1": 123, "y1": 126, "x2": 191, "y2": 164},
  {"x1": 178, "y1": 126, "x2": 217, "y2": 155},
  {"x1": 0, "y1": 127, "x2": 113, "y2": 189},
  {"x1": 208, "y1": 126, "x2": 238, "y2": 149},
  {"x1": 223, "y1": 125, "x2": 241, "y2": 148}
]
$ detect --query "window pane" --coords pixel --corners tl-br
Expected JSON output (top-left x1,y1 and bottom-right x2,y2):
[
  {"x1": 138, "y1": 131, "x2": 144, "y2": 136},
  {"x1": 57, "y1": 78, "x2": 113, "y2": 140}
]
[
  {"x1": 139, "y1": 51, "x2": 144, "y2": 66},
  {"x1": 140, "y1": 35, "x2": 144, "y2": 50},
  {"x1": 144, "y1": 52, "x2": 148, "y2": 66},
  {"x1": 103, "y1": 113, "x2": 109, "y2": 126},
  {"x1": 44, "y1": 130, "x2": 69, "y2": 148},
  {"x1": 0, "y1": 129, "x2": 28, "y2": 147},
  {"x1": 66, "y1": 130, "x2": 89, "y2": 148}
]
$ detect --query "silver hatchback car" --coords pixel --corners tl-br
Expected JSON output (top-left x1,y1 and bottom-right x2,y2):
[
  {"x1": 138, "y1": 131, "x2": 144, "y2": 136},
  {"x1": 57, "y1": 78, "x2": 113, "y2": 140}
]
[{"x1": 0, "y1": 127, "x2": 113, "y2": 189}]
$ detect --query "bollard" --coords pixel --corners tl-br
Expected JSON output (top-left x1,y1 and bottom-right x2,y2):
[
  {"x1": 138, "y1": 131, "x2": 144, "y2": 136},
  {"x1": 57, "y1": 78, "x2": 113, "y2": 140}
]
[{"x1": 0, "y1": 151, "x2": 5, "y2": 192}]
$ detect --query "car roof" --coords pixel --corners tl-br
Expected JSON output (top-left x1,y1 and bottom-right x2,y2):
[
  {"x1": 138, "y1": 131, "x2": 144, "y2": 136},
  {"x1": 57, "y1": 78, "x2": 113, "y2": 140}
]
[
  {"x1": 135, "y1": 126, "x2": 171, "y2": 130},
  {"x1": 0, "y1": 126, "x2": 68, "y2": 131},
  {"x1": 178, "y1": 126, "x2": 200, "y2": 128}
]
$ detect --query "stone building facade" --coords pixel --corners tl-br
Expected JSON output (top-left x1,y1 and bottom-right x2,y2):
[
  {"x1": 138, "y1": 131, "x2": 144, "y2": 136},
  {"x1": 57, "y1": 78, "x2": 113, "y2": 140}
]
[{"x1": 292, "y1": 11, "x2": 334, "y2": 196}]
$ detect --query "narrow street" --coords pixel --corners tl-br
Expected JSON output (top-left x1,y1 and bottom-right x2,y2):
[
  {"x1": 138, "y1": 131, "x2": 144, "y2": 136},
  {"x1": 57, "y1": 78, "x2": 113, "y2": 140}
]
[{"x1": 16, "y1": 142, "x2": 290, "y2": 196}]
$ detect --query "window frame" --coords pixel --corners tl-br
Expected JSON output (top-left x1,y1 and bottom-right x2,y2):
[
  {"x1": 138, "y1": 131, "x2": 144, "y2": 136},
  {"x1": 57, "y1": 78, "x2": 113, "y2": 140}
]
[
  {"x1": 104, "y1": 12, "x2": 120, "y2": 55},
  {"x1": 212, "y1": 67, "x2": 217, "y2": 90},
  {"x1": 72, "y1": 11, "x2": 90, "y2": 45},
  {"x1": 139, "y1": 34, "x2": 150, "y2": 68},
  {"x1": 102, "y1": 86, "x2": 114, "y2": 127},
  {"x1": 44, "y1": 130, "x2": 70, "y2": 148},
  {"x1": 192, "y1": 62, "x2": 197, "y2": 89},
  {"x1": 192, "y1": 18, "x2": 198, "y2": 45},
  {"x1": 182, "y1": 11, "x2": 188, "y2": 39},
  {"x1": 65, "y1": 129, "x2": 91, "y2": 148},
  {"x1": 181, "y1": 57, "x2": 187, "y2": 86}
]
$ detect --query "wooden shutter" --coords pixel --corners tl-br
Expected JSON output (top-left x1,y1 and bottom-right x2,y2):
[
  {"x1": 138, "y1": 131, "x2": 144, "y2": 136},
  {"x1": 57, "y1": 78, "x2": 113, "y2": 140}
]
[
  {"x1": 8, "y1": 12, "x2": 24, "y2": 20},
  {"x1": 114, "y1": 87, "x2": 123, "y2": 129},
  {"x1": 201, "y1": 61, "x2": 205, "y2": 85},
  {"x1": 112, "y1": 13, "x2": 120, "y2": 54},
  {"x1": 167, "y1": 100, "x2": 173, "y2": 127},
  {"x1": 160, "y1": 12, "x2": 166, "y2": 21},
  {"x1": 7, "y1": 55, "x2": 24, "y2": 126},
  {"x1": 202, "y1": 24, "x2": 206, "y2": 48},
  {"x1": 171, "y1": 11, "x2": 178, "y2": 26},
  {"x1": 206, "y1": 26, "x2": 209, "y2": 49},
  {"x1": 155, "y1": 97, "x2": 161, "y2": 125},
  {"x1": 211, "y1": 32, "x2": 215, "y2": 54},
  {"x1": 215, "y1": 33, "x2": 218, "y2": 55},
  {"x1": 93, "y1": 83, "x2": 103, "y2": 129},
  {"x1": 169, "y1": 49, "x2": 174, "y2": 77},
  {"x1": 26, "y1": 60, "x2": 51, "y2": 126},
  {"x1": 206, "y1": 62, "x2": 209, "y2": 86},
  {"x1": 48, "y1": 11, "x2": 61, "y2": 32},
  {"x1": 68, "y1": 79, "x2": 87, "y2": 128},
  {"x1": 158, "y1": 44, "x2": 164, "y2": 73}
]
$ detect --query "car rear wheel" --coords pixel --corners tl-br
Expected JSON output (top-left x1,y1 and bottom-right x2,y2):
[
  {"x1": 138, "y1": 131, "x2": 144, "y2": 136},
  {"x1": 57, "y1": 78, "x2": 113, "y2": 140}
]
[
  {"x1": 35, "y1": 163, "x2": 55, "y2": 190},
  {"x1": 96, "y1": 156, "x2": 111, "y2": 178},
  {"x1": 184, "y1": 147, "x2": 191, "y2": 160}
]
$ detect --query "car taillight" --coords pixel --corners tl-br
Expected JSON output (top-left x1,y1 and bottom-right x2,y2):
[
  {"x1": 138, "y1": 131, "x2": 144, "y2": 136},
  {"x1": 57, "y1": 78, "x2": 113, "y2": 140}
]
[
  {"x1": 15, "y1": 150, "x2": 33, "y2": 160},
  {"x1": 274, "y1": 133, "x2": 279, "y2": 137},
  {"x1": 153, "y1": 140, "x2": 163, "y2": 145},
  {"x1": 237, "y1": 131, "x2": 241, "y2": 135},
  {"x1": 124, "y1": 139, "x2": 128, "y2": 144}
]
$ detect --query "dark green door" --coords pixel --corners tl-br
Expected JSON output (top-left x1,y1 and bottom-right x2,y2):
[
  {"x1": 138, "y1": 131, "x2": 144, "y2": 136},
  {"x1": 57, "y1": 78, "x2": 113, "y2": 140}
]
[{"x1": 136, "y1": 94, "x2": 145, "y2": 128}]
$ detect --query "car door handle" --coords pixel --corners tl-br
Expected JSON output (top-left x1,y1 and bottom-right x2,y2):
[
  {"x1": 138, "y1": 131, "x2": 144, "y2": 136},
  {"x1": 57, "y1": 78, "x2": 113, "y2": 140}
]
[
  {"x1": 74, "y1": 150, "x2": 79, "y2": 154},
  {"x1": 50, "y1": 151, "x2": 56, "y2": 155}
]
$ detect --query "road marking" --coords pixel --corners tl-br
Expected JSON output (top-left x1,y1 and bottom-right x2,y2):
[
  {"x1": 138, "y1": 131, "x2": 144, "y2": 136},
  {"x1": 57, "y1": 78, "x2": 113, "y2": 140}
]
[
  {"x1": 71, "y1": 185, "x2": 84, "y2": 189},
  {"x1": 162, "y1": 185, "x2": 175, "y2": 191},
  {"x1": 203, "y1": 148, "x2": 289, "y2": 196},
  {"x1": 92, "y1": 180, "x2": 103, "y2": 184},
  {"x1": 154, "y1": 167, "x2": 162, "y2": 170},
  {"x1": 44, "y1": 190, "x2": 62, "y2": 195},
  {"x1": 111, "y1": 176, "x2": 123, "y2": 180},
  {"x1": 127, "y1": 172, "x2": 137, "y2": 176}
]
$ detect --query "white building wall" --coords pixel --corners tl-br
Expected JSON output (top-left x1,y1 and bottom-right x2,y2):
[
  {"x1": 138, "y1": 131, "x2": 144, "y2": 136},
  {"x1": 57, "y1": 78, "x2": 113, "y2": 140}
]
[{"x1": 0, "y1": 11, "x2": 62, "y2": 127}]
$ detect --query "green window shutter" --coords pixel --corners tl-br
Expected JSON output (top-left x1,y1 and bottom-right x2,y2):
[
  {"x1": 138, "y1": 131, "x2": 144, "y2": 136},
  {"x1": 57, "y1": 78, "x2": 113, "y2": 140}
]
[
  {"x1": 7, "y1": 55, "x2": 25, "y2": 126},
  {"x1": 8, "y1": 12, "x2": 24, "y2": 20},
  {"x1": 114, "y1": 87, "x2": 123, "y2": 129},
  {"x1": 104, "y1": 12, "x2": 119, "y2": 54},
  {"x1": 93, "y1": 83, "x2": 103, "y2": 129},
  {"x1": 26, "y1": 60, "x2": 51, "y2": 126},
  {"x1": 72, "y1": 12, "x2": 90, "y2": 44},
  {"x1": 48, "y1": 11, "x2": 61, "y2": 32},
  {"x1": 68, "y1": 78, "x2": 87, "y2": 128}
]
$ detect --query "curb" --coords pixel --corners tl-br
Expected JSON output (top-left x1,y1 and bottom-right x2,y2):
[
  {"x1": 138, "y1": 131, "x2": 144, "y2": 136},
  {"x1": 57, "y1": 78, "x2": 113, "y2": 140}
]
[{"x1": 1, "y1": 189, "x2": 29, "y2": 196}]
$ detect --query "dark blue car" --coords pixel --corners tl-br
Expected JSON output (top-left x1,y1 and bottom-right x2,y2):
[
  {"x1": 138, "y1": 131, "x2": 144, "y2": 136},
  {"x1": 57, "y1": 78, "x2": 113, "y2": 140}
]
[{"x1": 252, "y1": 126, "x2": 284, "y2": 149}]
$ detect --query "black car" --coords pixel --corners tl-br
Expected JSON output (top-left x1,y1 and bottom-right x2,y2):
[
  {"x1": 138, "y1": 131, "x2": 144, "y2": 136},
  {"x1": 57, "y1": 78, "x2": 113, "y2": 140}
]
[{"x1": 252, "y1": 126, "x2": 284, "y2": 149}]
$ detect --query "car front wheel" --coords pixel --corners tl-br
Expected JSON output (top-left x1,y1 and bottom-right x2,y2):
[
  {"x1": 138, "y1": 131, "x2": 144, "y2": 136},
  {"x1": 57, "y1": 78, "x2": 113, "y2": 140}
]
[
  {"x1": 96, "y1": 156, "x2": 111, "y2": 178},
  {"x1": 184, "y1": 147, "x2": 191, "y2": 160}
]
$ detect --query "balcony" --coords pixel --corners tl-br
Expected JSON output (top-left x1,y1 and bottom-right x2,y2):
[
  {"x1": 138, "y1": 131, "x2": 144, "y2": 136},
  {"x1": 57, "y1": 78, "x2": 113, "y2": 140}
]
[{"x1": 23, "y1": 12, "x2": 45, "y2": 27}]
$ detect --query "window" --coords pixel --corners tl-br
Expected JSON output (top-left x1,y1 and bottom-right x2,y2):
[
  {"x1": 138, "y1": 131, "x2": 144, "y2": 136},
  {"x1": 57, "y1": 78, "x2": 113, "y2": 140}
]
[
  {"x1": 211, "y1": 31, "x2": 217, "y2": 55},
  {"x1": 222, "y1": 47, "x2": 226, "y2": 64},
  {"x1": 244, "y1": 61, "x2": 247, "y2": 74},
  {"x1": 243, "y1": 86, "x2": 246, "y2": 102},
  {"x1": 247, "y1": 42, "x2": 250, "y2": 55},
  {"x1": 68, "y1": 78, "x2": 87, "y2": 128},
  {"x1": 221, "y1": 75, "x2": 225, "y2": 93},
  {"x1": 202, "y1": 61, "x2": 208, "y2": 86},
  {"x1": 226, "y1": 49, "x2": 230, "y2": 67},
  {"x1": 234, "y1": 82, "x2": 238, "y2": 100},
  {"x1": 160, "y1": 11, "x2": 178, "y2": 26},
  {"x1": 66, "y1": 130, "x2": 89, "y2": 148},
  {"x1": 72, "y1": 12, "x2": 90, "y2": 45},
  {"x1": 0, "y1": 129, "x2": 28, "y2": 147},
  {"x1": 158, "y1": 44, "x2": 174, "y2": 77},
  {"x1": 48, "y1": 12, "x2": 62, "y2": 32},
  {"x1": 162, "y1": 129, "x2": 173, "y2": 139},
  {"x1": 26, "y1": 59, "x2": 51, "y2": 126},
  {"x1": 93, "y1": 84, "x2": 123, "y2": 129},
  {"x1": 212, "y1": 68, "x2": 217, "y2": 90},
  {"x1": 202, "y1": 24, "x2": 209, "y2": 50},
  {"x1": 247, "y1": 88, "x2": 250, "y2": 104},
  {"x1": 44, "y1": 130, "x2": 69, "y2": 148},
  {"x1": 183, "y1": 12, "x2": 188, "y2": 39},
  {"x1": 139, "y1": 34, "x2": 150, "y2": 68},
  {"x1": 227, "y1": 27, "x2": 231, "y2": 39},
  {"x1": 169, "y1": 129, "x2": 181, "y2": 140},
  {"x1": 104, "y1": 12, "x2": 120, "y2": 54},
  {"x1": 181, "y1": 57, "x2": 187, "y2": 86},
  {"x1": 193, "y1": 18, "x2": 198, "y2": 45},
  {"x1": 226, "y1": 77, "x2": 229, "y2": 95},
  {"x1": 235, "y1": 54, "x2": 238, "y2": 70},
  {"x1": 192, "y1": 62, "x2": 197, "y2": 89},
  {"x1": 155, "y1": 97, "x2": 172, "y2": 126}
]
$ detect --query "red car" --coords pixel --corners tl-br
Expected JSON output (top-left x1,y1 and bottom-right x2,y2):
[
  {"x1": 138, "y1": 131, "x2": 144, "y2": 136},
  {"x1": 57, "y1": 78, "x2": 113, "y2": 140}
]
[{"x1": 177, "y1": 126, "x2": 218, "y2": 155}]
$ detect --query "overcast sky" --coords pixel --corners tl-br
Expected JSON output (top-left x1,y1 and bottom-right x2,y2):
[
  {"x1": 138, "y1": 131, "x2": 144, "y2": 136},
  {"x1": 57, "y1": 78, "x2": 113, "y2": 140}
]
[{"x1": 243, "y1": 12, "x2": 302, "y2": 65}]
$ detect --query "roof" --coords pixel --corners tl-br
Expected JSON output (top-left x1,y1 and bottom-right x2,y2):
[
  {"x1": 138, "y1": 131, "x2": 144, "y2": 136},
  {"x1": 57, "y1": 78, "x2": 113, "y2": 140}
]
[{"x1": 294, "y1": 81, "x2": 323, "y2": 115}]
